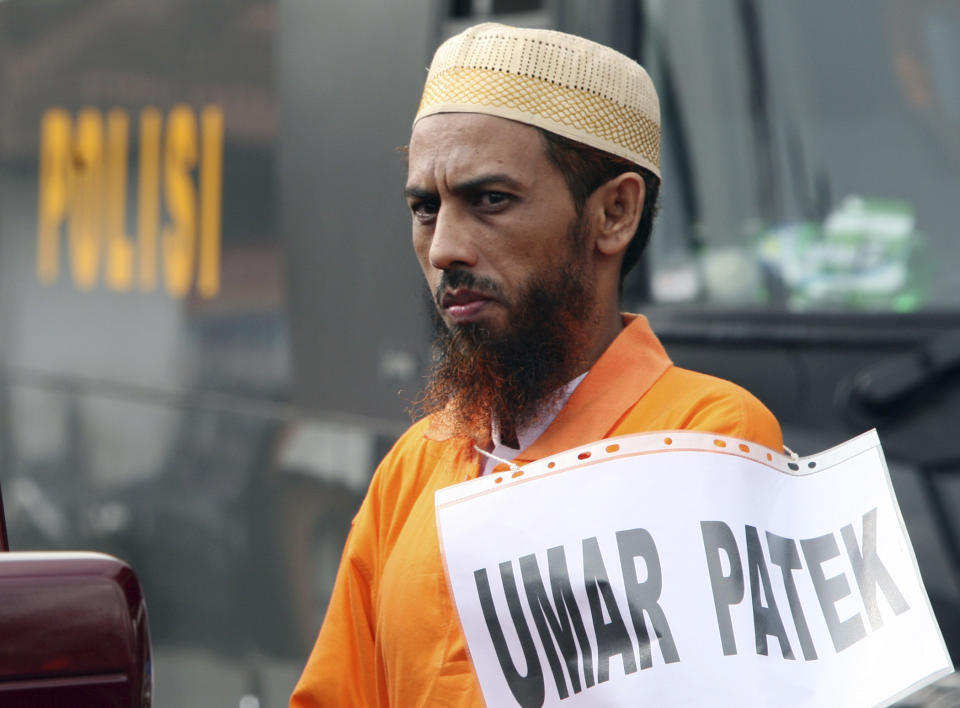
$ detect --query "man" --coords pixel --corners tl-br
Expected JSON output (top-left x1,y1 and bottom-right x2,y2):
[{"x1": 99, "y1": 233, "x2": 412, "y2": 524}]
[{"x1": 292, "y1": 22, "x2": 781, "y2": 707}]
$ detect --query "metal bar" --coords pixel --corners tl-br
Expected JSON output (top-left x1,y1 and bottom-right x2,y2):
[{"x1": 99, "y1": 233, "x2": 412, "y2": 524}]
[
  {"x1": 0, "y1": 365, "x2": 407, "y2": 439},
  {"x1": 736, "y1": 0, "x2": 779, "y2": 222},
  {"x1": 0, "y1": 481, "x2": 9, "y2": 552},
  {"x1": 917, "y1": 466, "x2": 960, "y2": 597},
  {"x1": 0, "y1": 380, "x2": 9, "y2": 552}
]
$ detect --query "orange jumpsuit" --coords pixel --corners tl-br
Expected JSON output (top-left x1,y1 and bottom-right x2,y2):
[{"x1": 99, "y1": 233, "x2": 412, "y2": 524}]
[{"x1": 291, "y1": 315, "x2": 782, "y2": 707}]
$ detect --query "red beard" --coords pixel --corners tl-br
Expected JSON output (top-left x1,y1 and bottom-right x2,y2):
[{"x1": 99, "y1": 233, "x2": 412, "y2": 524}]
[{"x1": 415, "y1": 219, "x2": 595, "y2": 445}]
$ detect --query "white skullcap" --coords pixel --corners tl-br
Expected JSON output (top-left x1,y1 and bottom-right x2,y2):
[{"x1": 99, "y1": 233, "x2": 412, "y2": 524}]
[{"x1": 415, "y1": 22, "x2": 661, "y2": 178}]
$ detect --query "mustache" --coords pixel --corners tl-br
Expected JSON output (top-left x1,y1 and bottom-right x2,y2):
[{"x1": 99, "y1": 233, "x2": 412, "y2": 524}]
[{"x1": 433, "y1": 270, "x2": 505, "y2": 308}]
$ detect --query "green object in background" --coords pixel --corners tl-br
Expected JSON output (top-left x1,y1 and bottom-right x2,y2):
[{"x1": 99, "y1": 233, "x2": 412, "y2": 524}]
[{"x1": 755, "y1": 196, "x2": 924, "y2": 312}]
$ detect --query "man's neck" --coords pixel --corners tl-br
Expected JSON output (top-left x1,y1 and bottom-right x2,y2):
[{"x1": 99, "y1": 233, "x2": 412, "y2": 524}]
[
  {"x1": 575, "y1": 307, "x2": 625, "y2": 376},
  {"x1": 483, "y1": 371, "x2": 589, "y2": 474}
]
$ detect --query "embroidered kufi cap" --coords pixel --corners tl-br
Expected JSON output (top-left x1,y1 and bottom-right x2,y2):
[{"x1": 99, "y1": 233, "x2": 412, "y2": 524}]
[{"x1": 414, "y1": 22, "x2": 661, "y2": 178}]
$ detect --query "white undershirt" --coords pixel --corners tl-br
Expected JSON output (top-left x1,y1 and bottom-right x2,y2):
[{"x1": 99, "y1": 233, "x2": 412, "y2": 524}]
[{"x1": 481, "y1": 372, "x2": 589, "y2": 476}]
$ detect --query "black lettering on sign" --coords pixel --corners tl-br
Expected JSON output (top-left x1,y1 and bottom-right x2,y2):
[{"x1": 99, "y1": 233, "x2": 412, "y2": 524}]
[
  {"x1": 616, "y1": 528, "x2": 680, "y2": 668},
  {"x1": 474, "y1": 564, "x2": 545, "y2": 708},
  {"x1": 841, "y1": 507, "x2": 909, "y2": 630},
  {"x1": 745, "y1": 525, "x2": 794, "y2": 659},
  {"x1": 700, "y1": 509, "x2": 909, "y2": 663},
  {"x1": 519, "y1": 547, "x2": 594, "y2": 699},
  {"x1": 801, "y1": 533, "x2": 867, "y2": 653},
  {"x1": 583, "y1": 536, "x2": 637, "y2": 682},
  {"x1": 473, "y1": 529, "x2": 680, "y2": 705},
  {"x1": 701, "y1": 521, "x2": 744, "y2": 656},
  {"x1": 766, "y1": 531, "x2": 818, "y2": 660}
]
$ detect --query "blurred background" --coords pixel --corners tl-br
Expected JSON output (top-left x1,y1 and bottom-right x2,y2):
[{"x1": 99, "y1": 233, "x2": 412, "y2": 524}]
[{"x1": 1, "y1": 0, "x2": 959, "y2": 705}]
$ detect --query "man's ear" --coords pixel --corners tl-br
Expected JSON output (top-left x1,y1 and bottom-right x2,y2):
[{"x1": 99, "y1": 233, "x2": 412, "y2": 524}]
[{"x1": 591, "y1": 172, "x2": 645, "y2": 257}]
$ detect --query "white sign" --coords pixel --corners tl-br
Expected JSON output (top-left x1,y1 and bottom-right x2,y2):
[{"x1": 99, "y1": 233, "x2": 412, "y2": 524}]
[{"x1": 435, "y1": 430, "x2": 952, "y2": 708}]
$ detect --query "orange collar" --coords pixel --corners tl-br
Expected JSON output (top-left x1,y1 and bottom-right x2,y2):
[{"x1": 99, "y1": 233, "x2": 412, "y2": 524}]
[{"x1": 512, "y1": 313, "x2": 672, "y2": 464}]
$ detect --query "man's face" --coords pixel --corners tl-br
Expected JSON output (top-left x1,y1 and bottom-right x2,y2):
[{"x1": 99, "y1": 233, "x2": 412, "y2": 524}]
[
  {"x1": 405, "y1": 113, "x2": 599, "y2": 435},
  {"x1": 405, "y1": 113, "x2": 589, "y2": 336}
]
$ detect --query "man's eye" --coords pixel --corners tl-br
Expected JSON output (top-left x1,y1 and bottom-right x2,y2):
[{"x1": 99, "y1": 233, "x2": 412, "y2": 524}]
[
  {"x1": 479, "y1": 192, "x2": 509, "y2": 208},
  {"x1": 411, "y1": 200, "x2": 439, "y2": 218}
]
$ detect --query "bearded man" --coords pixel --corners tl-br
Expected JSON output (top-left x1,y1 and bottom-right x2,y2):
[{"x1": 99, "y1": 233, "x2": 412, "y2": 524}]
[{"x1": 291, "y1": 22, "x2": 782, "y2": 707}]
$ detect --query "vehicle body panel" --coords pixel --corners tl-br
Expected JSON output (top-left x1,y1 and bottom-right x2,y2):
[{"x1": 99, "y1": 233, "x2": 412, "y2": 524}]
[{"x1": 0, "y1": 551, "x2": 151, "y2": 708}]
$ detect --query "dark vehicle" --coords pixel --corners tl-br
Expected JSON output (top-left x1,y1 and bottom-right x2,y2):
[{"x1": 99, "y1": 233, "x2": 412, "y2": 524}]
[
  {"x1": 0, "y1": 0, "x2": 958, "y2": 705},
  {"x1": 0, "y1": 483, "x2": 151, "y2": 707}
]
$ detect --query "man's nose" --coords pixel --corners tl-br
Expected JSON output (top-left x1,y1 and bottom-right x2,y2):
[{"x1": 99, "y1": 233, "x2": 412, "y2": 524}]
[{"x1": 429, "y1": 205, "x2": 478, "y2": 271}]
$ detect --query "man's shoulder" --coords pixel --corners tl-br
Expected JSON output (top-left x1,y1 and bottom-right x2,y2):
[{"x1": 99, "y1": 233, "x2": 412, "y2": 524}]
[
  {"x1": 374, "y1": 414, "x2": 459, "y2": 480},
  {"x1": 660, "y1": 365, "x2": 766, "y2": 401},
  {"x1": 618, "y1": 364, "x2": 783, "y2": 449},
  {"x1": 394, "y1": 415, "x2": 437, "y2": 450},
  {"x1": 360, "y1": 414, "x2": 481, "y2": 519},
  {"x1": 381, "y1": 415, "x2": 440, "y2": 463}
]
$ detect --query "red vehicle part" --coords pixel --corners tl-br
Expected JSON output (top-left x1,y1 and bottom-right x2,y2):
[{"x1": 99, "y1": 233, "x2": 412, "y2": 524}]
[{"x1": 0, "y1": 551, "x2": 152, "y2": 708}]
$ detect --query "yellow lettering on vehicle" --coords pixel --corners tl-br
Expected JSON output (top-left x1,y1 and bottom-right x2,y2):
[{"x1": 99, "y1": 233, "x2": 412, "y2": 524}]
[
  {"x1": 138, "y1": 107, "x2": 162, "y2": 292},
  {"x1": 70, "y1": 108, "x2": 104, "y2": 291},
  {"x1": 106, "y1": 108, "x2": 134, "y2": 290},
  {"x1": 35, "y1": 105, "x2": 224, "y2": 298},
  {"x1": 162, "y1": 105, "x2": 197, "y2": 298},
  {"x1": 199, "y1": 106, "x2": 224, "y2": 299},
  {"x1": 37, "y1": 109, "x2": 71, "y2": 284}
]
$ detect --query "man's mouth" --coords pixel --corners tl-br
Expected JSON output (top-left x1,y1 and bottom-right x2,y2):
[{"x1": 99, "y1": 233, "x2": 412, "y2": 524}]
[{"x1": 440, "y1": 288, "x2": 495, "y2": 323}]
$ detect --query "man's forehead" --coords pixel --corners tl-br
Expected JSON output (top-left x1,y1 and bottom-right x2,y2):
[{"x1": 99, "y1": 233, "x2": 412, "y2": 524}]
[{"x1": 406, "y1": 113, "x2": 549, "y2": 186}]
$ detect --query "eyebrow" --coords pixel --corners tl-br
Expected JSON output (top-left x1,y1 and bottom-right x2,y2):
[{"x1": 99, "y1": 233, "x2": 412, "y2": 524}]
[
  {"x1": 404, "y1": 186, "x2": 434, "y2": 201},
  {"x1": 451, "y1": 174, "x2": 523, "y2": 194},
  {"x1": 404, "y1": 173, "x2": 524, "y2": 200}
]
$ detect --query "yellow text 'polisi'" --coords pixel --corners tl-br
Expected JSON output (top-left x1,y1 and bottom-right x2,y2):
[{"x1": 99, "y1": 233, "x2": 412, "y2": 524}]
[{"x1": 36, "y1": 104, "x2": 224, "y2": 299}]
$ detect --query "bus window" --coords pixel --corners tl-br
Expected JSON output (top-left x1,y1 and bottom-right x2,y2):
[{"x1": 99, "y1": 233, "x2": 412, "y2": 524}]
[{"x1": 631, "y1": 0, "x2": 960, "y2": 314}]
